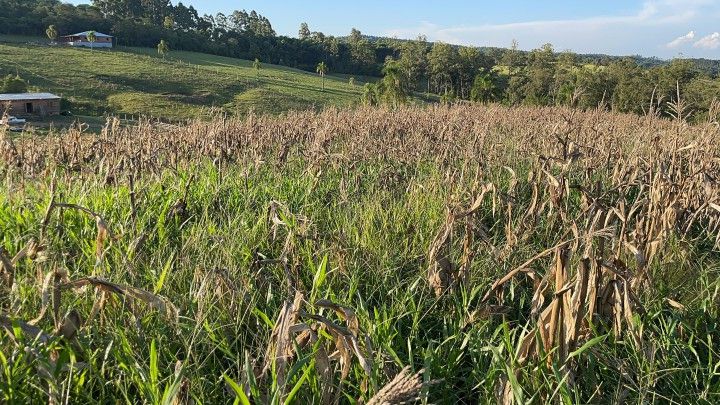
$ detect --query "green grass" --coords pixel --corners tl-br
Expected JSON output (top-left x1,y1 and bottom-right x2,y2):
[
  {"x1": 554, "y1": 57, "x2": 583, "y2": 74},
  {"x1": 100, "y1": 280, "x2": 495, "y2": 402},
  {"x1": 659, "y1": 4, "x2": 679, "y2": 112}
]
[
  {"x1": 0, "y1": 38, "x2": 366, "y2": 120},
  {"x1": 2, "y1": 160, "x2": 719, "y2": 403}
]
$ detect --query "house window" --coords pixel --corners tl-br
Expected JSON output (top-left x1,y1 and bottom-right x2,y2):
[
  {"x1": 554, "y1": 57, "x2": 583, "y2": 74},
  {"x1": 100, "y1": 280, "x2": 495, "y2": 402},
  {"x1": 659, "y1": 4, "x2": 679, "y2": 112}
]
[{"x1": 25, "y1": 102, "x2": 33, "y2": 114}]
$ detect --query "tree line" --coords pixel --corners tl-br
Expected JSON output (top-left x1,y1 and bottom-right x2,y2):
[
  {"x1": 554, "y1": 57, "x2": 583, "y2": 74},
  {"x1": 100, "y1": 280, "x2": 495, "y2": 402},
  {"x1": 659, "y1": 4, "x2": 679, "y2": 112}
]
[
  {"x1": 0, "y1": 0, "x2": 391, "y2": 75},
  {"x1": 1, "y1": 0, "x2": 719, "y2": 120},
  {"x1": 375, "y1": 39, "x2": 720, "y2": 121}
]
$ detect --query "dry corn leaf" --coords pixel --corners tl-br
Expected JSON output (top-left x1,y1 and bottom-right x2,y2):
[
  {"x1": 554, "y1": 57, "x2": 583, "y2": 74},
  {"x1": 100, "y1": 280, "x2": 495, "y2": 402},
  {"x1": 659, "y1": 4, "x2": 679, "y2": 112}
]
[
  {"x1": 61, "y1": 277, "x2": 179, "y2": 322},
  {"x1": 665, "y1": 298, "x2": 685, "y2": 311}
]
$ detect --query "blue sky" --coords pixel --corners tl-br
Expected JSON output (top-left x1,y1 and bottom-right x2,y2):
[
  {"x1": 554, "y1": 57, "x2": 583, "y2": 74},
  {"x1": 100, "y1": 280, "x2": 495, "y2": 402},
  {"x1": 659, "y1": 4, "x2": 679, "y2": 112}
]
[{"x1": 68, "y1": 0, "x2": 720, "y2": 59}]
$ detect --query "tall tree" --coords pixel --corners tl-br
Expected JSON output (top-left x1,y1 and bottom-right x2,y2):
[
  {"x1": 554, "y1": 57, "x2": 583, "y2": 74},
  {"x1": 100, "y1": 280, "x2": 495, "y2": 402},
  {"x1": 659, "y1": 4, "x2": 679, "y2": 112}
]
[
  {"x1": 380, "y1": 58, "x2": 408, "y2": 107},
  {"x1": 172, "y1": 2, "x2": 201, "y2": 31},
  {"x1": 298, "y1": 22, "x2": 310, "y2": 40},
  {"x1": 501, "y1": 39, "x2": 524, "y2": 73},
  {"x1": 347, "y1": 28, "x2": 375, "y2": 72},
  {"x1": 141, "y1": 0, "x2": 171, "y2": 25},
  {"x1": 524, "y1": 43, "x2": 556, "y2": 105},
  {"x1": 316, "y1": 61, "x2": 328, "y2": 90},
  {"x1": 458, "y1": 46, "x2": 483, "y2": 98},
  {"x1": 230, "y1": 10, "x2": 275, "y2": 36},
  {"x1": 349, "y1": 28, "x2": 363, "y2": 44},
  {"x1": 607, "y1": 58, "x2": 652, "y2": 114},
  {"x1": 398, "y1": 35, "x2": 428, "y2": 92},
  {"x1": 553, "y1": 50, "x2": 579, "y2": 106},
  {"x1": 92, "y1": 0, "x2": 143, "y2": 18},
  {"x1": 427, "y1": 42, "x2": 458, "y2": 94}
]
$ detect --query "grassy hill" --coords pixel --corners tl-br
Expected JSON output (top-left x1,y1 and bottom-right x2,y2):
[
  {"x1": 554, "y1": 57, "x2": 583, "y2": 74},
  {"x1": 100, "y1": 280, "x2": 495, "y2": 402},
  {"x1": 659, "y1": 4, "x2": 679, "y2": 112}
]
[{"x1": 0, "y1": 39, "x2": 368, "y2": 120}]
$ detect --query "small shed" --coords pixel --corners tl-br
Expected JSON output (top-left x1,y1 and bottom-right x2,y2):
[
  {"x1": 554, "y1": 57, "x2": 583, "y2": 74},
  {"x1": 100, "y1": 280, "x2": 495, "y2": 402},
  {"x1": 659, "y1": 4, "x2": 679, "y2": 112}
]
[
  {"x1": 0, "y1": 93, "x2": 62, "y2": 117},
  {"x1": 60, "y1": 31, "x2": 114, "y2": 48}
]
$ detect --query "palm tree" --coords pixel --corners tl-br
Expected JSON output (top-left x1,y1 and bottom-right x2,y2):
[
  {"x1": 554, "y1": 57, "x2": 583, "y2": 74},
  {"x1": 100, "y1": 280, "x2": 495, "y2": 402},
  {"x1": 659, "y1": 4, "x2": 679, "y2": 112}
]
[
  {"x1": 157, "y1": 40, "x2": 170, "y2": 59},
  {"x1": 86, "y1": 31, "x2": 97, "y2": 51},
  {"x1": 316, "y1": 61, "x2": 328, "y2": 91},
  {"x1": 470, "y1": 72, "x2": 496, "y2": 103},
  {"x1": 46, "y1": 25, "x2": 58, "y2": 44},
  {"x1": 381, "y1": 59, "x2": 408, "y2": 107},
  {"x1": 253, "y1": 58, "x2": 261, "y2": 78},
  {"x1": 361, "y1": 83, "x2": 379, "y2": 106}
]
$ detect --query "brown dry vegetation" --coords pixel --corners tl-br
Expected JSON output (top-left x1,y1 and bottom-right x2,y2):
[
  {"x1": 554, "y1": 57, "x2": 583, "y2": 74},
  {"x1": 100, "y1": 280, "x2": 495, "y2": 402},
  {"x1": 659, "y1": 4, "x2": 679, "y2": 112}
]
[
  {"x1": 1, "y1": 104, "x2": 720, "y2": 403},
  {"x1": 5, "y1": 104, "x2": 719, "y2": 176}
]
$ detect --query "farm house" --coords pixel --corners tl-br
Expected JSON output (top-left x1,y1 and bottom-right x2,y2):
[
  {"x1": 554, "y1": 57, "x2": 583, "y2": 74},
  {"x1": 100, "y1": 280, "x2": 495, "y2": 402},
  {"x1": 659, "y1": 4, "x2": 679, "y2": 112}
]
[
  {"x1": 0, "y1": 93, "x2": 61, "y2": 117},
  {"x1": 60, "y1": 31, "x2": 114, "y2": 48}
]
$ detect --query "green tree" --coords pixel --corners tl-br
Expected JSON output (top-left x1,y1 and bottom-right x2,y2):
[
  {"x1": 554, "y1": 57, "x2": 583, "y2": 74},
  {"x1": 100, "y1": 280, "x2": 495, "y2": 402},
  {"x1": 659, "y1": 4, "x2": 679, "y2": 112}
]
[
  {"x1": 398, "y1": 35, "x2": 428, "y2": 92},
  {"x1": 500, "y1": 39, "x2": 525, "y2": 73},
  {"x1": 163, "y1": 15, "x2": 174, "y2": 30},
  {"x1": 141, "y1": 0, "x2": 172, "y2": 25},
  {"x1": 86, "y1": 30, "x2": 97, "y2": 51},
  {"x1": 46, "y1": 25, "x2": 58, "y2": 44},
  {"x1": 298, "y1": 22, "x2": 310, "y2": 40},
  {"x1": 361, "y1": 83, "x2": 380, "y2": 106},
  {"x1": 316, "y1": 61, "x2": 328, "y2": 91},
  {"x1": 92, "y1": 0, "x2": 143, "y2": 19},
  {"x1": 470, "y1": 71, "x2": 496, "y2": 103},
  {"x1": 1, "y1": 75, "x2": 28, "y2": 93},
  {"x1": 253, "y1": 58, "x2": 262, "y2": 78},
  {"x1": 427, "y1": 42, "x2": 458, "y2": 95},
  {"x1": 458, "y1": 46, "x2": 484, "y2": 99},
  {"x1": 157, "y1": 39, "x2": 169, "y2": 59},
  {"x1": 653, "y1": 58, "x2": 697, "y2": 114},
  {"x1": 575, "y1": 68, "x2": 610, "y2": 109},
  {"x1": 349, "y1": 77, "x2": 356, "y2": 87},
  {"x1": 380, "y1": 58, "x2": 408, "y2": 107},
  {"x1": 523, "y1": 43, "x2": 556, "y2": 105},
  {"x1": 351, "y1": 40, "x2": 375, "y2": 69},
  {"x1": 553, "y1": 51, "x2": 579, "y2": 106},
  {"x1": 505, "y1": 74, "x2": 530, "y2": 105},
  {"x1": 349, "y1": 28, "x2": 363, "y2": 44},
  {"x1": 607, "y1": 58, "x2": 653, "y2": 114},
  {"x1": 347, "y1": 28, "x2": 375, "y2": 71}
]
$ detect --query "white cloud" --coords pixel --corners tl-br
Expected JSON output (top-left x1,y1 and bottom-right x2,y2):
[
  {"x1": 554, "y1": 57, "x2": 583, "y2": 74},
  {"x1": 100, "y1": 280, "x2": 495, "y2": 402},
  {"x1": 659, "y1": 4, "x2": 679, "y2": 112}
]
[
  {"x1": 694, "y1": 32, "x2": 720, "y2": 49},
  {"x1": 383, "y1": 0, "x2": 720, "y2": 57},
  {"x1": 667, "y1": 31, "x2": 696, "y2": 48}
]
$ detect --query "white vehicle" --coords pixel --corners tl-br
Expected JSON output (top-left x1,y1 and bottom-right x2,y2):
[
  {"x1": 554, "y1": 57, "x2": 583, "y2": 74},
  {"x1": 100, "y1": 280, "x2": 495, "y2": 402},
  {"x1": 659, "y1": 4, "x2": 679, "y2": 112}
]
[{"x1": 0, "y1": 116, "x2": 26, "y2": 125}]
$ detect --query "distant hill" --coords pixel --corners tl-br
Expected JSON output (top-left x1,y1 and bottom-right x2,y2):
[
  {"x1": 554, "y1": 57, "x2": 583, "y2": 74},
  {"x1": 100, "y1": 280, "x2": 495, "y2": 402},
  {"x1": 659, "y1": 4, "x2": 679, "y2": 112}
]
[{"x1": 0, "y1": 38, "x2": 366, "y2": 121}]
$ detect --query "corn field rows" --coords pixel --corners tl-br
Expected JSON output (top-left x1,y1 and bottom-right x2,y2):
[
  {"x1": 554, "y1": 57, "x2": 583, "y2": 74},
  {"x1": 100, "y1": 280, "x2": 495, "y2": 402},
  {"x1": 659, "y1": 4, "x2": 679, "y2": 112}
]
[{"x1": 1, "y1": 104, "x2": 720, "y2": 403}]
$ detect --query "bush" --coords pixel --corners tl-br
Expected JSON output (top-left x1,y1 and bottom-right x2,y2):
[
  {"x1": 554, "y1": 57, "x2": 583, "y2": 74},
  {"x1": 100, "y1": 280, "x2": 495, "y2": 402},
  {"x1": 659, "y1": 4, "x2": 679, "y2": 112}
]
[{"x1": 1, "y1": 75, "x2": 28, "y2": 93}]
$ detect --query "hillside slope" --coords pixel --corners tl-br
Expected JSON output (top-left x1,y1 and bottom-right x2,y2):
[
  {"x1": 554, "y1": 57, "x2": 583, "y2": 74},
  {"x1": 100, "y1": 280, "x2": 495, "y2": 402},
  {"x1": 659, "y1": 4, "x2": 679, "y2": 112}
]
[{"x1": 0, "y1": 41, "x2": 366, "y2": 120}]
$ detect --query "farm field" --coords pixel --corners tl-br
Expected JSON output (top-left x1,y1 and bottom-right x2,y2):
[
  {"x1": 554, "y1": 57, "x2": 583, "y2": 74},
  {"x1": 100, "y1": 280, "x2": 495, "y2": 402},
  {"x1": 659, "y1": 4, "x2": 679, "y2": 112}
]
[
  {"x1": 2, "y1": 104, "x2": 719, "y2": 403},
  {"x1": 0, "y1": 39, "x2": 366, "y2": 120}
]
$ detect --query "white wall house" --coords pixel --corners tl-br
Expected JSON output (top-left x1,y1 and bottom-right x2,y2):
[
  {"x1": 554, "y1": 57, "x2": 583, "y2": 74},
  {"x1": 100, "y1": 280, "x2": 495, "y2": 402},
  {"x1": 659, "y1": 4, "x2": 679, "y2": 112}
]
[{"x1": 60, "y1": 31, "x2": 114, "y2": 48}]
